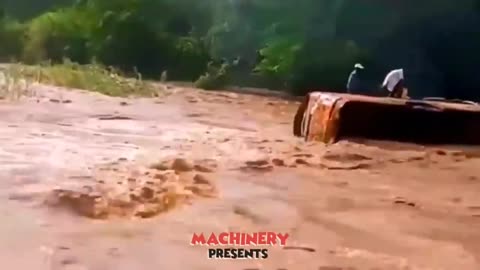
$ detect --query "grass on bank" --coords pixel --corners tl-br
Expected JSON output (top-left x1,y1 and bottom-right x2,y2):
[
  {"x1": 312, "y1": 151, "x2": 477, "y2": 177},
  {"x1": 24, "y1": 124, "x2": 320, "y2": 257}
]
[
  {"x1": 0, "y1": 66, "x2": 30, "y2": 100},
  {"x1": 2, "y1": 61, "x2": 158, "y2": 97}
]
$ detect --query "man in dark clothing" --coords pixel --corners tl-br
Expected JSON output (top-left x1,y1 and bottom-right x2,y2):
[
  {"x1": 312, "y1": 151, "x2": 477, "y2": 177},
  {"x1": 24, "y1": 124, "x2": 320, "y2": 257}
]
[{"x1": 346, "y1": 63, "x2": 366, "y2": 94}]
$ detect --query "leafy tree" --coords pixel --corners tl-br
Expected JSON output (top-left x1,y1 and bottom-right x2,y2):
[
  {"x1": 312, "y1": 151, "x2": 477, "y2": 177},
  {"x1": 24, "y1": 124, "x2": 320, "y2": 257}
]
[{"x1": 3, "y1": 0, "x2": 480, "y2": 100}]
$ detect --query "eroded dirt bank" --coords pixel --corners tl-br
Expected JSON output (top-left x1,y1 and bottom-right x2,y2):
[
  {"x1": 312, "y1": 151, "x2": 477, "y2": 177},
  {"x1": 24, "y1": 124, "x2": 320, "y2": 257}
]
[{"x1": 0, "y1": 84, "x2": 479, "y2": 270}]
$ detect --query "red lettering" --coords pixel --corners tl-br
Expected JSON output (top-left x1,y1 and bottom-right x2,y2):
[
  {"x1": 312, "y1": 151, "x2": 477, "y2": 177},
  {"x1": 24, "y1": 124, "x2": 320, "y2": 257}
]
[
  {"x1": 258, "y1": 232, "x2": 267, "y2": 245},
  {"x1": 194, "y1": 232, "x2": 289, "y2": 246},
  {"x1": 277, "y1": 233, "x2": 289, "y2": 246},
  {"x1": 266, "y1": 232, "x2": 276, "y2": 245},
  {"x1": 218, "y1": 233, "x2": 228, "y2": 245},
  {"x1": 246, "y1": 233, "x2": 257, "y2": 245},
  {"x1": 190, "y1": 233, "x2": 206, "y2": 245},
  {"x1": 207, "y1": 233, "x2": 219, "y2": 246},
  {"x1": 230, "y1": 232, "x2": 241, "y2": 245}
]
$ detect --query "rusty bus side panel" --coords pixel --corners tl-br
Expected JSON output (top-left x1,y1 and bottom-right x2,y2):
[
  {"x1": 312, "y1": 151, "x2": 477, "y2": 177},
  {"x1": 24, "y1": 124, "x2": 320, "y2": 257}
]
[
  {"x1": 293, "y1": 92, "x2": 341, "y2": 141},
  {"x1": 294, "y1": 92, "x2": 480, "y2": 145}
]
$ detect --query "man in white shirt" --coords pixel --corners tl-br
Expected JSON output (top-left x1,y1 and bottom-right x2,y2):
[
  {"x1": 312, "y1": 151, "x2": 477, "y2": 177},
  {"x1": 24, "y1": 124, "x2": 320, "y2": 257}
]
[{"x1": 382, "y1": 68, "x2": 408, "y2": 98}]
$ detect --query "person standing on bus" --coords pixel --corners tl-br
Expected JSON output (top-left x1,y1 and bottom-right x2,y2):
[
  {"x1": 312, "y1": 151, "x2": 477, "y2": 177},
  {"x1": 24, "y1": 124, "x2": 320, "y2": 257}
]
[
  {"x1": 382, "y1": 68, "x2": 408, "y2": 98},
  {"x1": 346, "y1": 63, "x2": 366, "y2": 94}
]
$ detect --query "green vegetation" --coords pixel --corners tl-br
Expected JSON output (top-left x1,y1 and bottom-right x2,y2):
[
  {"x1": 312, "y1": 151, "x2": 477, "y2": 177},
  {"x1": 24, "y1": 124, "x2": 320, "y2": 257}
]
[
  {"x1": 1, "y1": 0, "x2": 480, "y2": 99},
  {"x1": 195, "y1": 61, "x2": 230, "y2": 90},
  {"x1": 0, "y1": 65, "x2": 30, "y2": 100},
  {"x1": 4, "y1": 61, "x2": 156, "y2": 97}
]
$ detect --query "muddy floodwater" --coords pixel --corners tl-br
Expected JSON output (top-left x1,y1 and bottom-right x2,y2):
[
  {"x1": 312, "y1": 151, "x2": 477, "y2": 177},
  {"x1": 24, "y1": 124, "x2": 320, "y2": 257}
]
[{"x1": 0, "y1": 83, "x2": 479, "y2": 270}]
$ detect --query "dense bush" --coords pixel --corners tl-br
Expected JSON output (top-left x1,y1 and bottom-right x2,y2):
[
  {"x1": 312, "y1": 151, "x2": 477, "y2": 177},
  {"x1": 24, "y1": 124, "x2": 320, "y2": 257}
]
[
  {"x1": 168, "y1": 37, "x2": 210, "y2": 81},
  {"x1": 0, "y1": 18, "x2": 25, "y2": 61},
  {"x1": 22, "y1": 9, "x2": 92, "y2": 63},
  {"x1": 194, "y1": 61, "x2": 230, "y2": 90},
  {"x1": 2, "y1": 0, "x2": 480, "y2": 100}
]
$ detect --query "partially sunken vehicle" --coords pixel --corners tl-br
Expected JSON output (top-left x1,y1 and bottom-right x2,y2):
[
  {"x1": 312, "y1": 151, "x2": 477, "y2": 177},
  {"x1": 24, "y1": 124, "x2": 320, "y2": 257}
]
[{"x1": 293, "y1": 92, "x2": 480, "y2": 145}]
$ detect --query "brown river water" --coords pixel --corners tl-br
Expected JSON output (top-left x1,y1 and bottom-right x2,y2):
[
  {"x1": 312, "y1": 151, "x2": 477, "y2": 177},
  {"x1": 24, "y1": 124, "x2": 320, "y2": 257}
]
[{"x1": 0, "y1": 83, "x2": 479, "y2": 270}]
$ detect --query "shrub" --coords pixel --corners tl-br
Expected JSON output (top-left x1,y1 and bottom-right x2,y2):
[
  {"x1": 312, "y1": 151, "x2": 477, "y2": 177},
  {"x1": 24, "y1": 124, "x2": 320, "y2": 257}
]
[
  {"x1": 0, "y1": 18, "x2": 25, "y2": 62},
  {"x1": 194, "y1": 61, "x2": 230, "y2": 90},
  {"x1": 22, "y1": 9, "x2": 92, "y2": 64},
  {"x1": 0, "y1": 65, "x2": 31, "y2": 100},
  {"x1": 253, "y1": 38, "x2": 302, "y2": 88},
  {"x1": 8, "y1": 60, "x2": 156, "y2": 97},
  {"x1": 168, "y1": 37, "x2": 210, "y2": 81},
  {"x1": 92, "y1": 12, "x2": 173, "y2": 77}
]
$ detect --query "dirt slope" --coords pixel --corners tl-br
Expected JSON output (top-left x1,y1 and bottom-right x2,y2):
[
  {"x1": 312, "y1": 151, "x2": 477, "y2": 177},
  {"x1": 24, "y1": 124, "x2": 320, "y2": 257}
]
[{"x1": 0, "y1": 83, "x2": 479, "y2": 270}]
